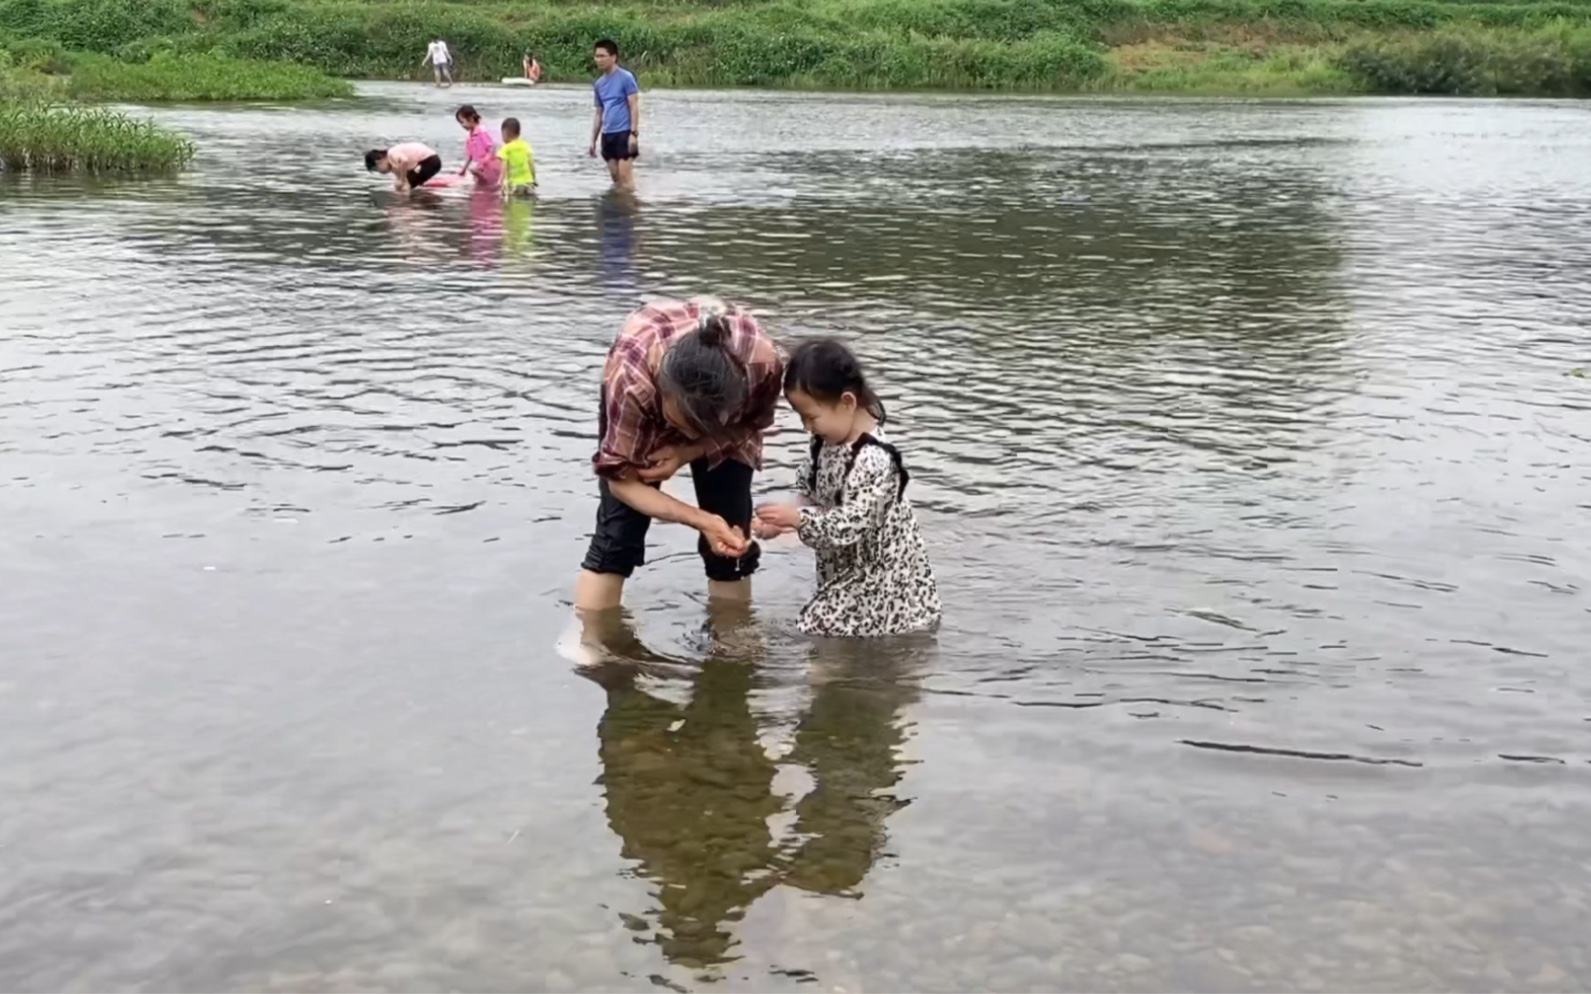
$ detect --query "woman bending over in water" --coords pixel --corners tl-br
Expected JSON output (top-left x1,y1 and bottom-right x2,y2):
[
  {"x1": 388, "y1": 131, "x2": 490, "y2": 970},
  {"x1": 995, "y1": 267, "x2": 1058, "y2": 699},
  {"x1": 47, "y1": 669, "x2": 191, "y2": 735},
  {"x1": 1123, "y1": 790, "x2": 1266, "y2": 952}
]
[{"x1": 365, "y1": 142, "x2": 442, "y2": 194}]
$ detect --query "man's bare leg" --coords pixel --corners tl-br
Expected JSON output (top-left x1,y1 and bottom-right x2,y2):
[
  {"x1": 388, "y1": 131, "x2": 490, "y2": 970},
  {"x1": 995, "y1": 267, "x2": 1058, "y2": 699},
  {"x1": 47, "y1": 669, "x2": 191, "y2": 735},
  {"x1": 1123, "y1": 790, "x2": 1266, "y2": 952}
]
[{"x1": 615, "y1": 158, "x2": 635, "y2": 190}]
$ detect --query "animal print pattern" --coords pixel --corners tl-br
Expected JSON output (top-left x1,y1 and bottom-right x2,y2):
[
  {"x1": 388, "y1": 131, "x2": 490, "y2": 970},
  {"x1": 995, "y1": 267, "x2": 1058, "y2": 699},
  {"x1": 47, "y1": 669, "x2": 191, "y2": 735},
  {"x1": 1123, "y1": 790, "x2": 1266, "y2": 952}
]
[{"x1": 794, "y1": 431, "x2": 942, "y2": 638}]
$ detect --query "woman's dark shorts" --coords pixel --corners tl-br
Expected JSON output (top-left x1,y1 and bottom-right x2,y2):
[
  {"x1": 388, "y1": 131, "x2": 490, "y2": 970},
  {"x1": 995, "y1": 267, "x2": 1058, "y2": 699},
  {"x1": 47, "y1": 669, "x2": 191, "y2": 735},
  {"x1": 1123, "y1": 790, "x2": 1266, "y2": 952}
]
[
  {"x1": 406, "y1": 154, "x2": 443, "y2": 189},
  {"x1": 581, "y1": 459, "x2": 760, "y2": 581},
  {"x1": 582, "y1": 386, "x2": 758, "y2": 581}
]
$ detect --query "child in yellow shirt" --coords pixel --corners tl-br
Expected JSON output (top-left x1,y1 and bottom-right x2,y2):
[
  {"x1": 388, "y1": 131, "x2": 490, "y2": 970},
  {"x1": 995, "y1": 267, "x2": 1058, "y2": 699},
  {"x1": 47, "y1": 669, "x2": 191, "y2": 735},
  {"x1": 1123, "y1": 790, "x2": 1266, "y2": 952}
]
[{"x1": 496, "y1": 117, "x2": 537, "y2": 198}]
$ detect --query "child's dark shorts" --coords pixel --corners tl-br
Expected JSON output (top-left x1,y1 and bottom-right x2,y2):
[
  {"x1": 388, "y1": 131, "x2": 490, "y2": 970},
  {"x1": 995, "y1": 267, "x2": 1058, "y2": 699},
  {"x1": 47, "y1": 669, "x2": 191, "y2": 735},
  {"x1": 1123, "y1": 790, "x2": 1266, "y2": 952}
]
[{"x1": 581, "y1": 459, "x2": 760, "y2": 581}]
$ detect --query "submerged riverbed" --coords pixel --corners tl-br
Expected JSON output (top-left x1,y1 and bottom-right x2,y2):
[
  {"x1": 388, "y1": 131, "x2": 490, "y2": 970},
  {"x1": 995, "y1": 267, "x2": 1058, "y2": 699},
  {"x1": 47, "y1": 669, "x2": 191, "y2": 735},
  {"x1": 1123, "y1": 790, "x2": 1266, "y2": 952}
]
[{"x1": 1, "y1": 83, "x2": 1589, "y2": 992}]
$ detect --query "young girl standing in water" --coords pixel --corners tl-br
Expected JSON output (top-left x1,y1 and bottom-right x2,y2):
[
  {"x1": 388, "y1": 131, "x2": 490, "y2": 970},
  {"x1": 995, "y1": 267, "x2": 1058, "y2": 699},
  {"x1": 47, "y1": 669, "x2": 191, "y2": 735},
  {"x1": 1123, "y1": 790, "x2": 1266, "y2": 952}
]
[
  {"x1": 455, "y1": 105, "x2": 502, "y2": 189},
  {"x1": 754, "y1": 339, "x2": 941, "y2": 638}
]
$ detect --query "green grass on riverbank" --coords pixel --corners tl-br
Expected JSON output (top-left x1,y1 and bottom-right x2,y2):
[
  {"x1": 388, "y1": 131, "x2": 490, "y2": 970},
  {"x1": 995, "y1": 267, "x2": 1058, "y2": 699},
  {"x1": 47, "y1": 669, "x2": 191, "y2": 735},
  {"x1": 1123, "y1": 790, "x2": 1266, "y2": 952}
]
[{"x1": 2, "y1": 0, "x2": 1591, "y2": 95}]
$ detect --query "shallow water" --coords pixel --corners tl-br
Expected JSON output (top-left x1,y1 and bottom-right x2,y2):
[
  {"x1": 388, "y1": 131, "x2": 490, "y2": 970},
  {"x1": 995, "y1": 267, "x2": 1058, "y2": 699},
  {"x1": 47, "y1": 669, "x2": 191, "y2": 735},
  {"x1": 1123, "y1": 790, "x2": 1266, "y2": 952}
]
[{"x1": 2, "y1": 82, "x2": 1589, "y2": 992}]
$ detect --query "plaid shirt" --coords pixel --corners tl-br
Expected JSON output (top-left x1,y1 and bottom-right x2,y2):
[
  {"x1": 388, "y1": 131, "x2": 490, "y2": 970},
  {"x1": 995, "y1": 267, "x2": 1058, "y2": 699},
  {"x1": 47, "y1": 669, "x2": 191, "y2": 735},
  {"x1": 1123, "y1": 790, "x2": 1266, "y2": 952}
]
[{"x1": 594, "y1": 298, "x2": 783, "y2": 480}]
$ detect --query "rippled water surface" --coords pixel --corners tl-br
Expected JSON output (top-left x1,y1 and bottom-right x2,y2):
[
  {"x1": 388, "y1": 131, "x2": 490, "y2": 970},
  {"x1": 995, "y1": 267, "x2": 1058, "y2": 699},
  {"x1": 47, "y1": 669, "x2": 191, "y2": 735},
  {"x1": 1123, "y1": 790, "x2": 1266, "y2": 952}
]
[{"x1": 3, "y1": 83, "x2": 1590, "y2": 992}]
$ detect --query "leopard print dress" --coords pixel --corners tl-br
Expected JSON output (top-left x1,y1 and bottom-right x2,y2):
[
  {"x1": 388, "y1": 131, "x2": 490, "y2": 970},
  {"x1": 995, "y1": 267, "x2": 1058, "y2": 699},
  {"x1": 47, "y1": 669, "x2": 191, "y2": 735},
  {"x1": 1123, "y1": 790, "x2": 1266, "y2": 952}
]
[{"x1": 794, "y1": 430, "x2": 942, "y2": 638}]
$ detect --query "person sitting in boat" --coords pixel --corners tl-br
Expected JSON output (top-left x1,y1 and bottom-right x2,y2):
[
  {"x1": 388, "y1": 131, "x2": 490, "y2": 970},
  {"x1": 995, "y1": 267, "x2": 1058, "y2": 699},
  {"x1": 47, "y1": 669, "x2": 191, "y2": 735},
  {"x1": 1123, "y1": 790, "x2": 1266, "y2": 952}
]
[{"x1": 523, "y1": 52, "x2": 543, "y2": 84}]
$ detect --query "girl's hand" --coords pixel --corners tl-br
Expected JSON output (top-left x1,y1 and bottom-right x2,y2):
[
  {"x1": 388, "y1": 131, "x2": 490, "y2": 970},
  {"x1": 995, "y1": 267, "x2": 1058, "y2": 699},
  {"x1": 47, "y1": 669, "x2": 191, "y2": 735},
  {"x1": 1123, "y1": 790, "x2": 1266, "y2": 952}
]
[
  {"x1": 751, "y1": 518, "x2": 787, "y2": 540},
  {"x1": 755, "y1": 503, "x2": 802, "y2": 532}
]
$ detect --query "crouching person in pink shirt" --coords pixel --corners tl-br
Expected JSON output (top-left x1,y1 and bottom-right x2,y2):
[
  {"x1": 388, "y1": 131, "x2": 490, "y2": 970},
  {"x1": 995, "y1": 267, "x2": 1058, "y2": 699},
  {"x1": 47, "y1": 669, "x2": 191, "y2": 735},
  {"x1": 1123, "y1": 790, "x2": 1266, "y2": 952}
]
[{"x1": 365, "y1": 142, "x2": 442, "y2": 194}]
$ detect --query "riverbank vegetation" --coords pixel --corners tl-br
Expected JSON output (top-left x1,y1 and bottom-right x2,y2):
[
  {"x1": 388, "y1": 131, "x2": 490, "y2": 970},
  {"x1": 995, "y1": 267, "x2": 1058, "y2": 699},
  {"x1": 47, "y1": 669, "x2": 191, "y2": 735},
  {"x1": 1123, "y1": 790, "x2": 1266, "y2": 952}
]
[
  {"x1": 0, "y1": 100, "x2": 194, "y2": 172},
  {"x1": 1, "y1": 40, "x2": 352, "y2": 101},
  {"x1": 1, "y1": 51, "x2": 196, "y2": 173},
  {"x1": 66, "y1": 52, "x2": 352, "y2": 101},
  {"x1": 2, "y1": 0, "x2": 1590, "y2": 95}
]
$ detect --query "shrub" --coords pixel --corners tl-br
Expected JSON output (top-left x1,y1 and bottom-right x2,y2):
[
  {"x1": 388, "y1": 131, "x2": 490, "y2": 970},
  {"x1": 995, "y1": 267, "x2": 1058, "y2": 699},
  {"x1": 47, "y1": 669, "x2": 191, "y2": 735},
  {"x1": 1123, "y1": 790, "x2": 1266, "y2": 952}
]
[{"x1": 1338, "y1": 21, "x2": 1591, "y2": 93}]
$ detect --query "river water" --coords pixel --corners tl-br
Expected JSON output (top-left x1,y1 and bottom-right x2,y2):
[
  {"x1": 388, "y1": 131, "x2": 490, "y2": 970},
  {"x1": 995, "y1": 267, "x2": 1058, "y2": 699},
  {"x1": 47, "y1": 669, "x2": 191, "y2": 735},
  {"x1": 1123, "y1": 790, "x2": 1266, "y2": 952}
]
[{"x1": 2, "y1": 82, "x2": 1589, "y2": 992}]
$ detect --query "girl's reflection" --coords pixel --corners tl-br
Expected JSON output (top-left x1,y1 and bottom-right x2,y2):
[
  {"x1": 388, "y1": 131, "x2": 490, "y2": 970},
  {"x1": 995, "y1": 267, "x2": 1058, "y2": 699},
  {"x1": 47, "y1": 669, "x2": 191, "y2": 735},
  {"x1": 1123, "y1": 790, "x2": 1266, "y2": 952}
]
[
  {"x1": 465, "y1": 188, "x2": 504, "y2": 268},
  {"x1": 784, "y1": 638, "x2": 922, "y2": 896}
]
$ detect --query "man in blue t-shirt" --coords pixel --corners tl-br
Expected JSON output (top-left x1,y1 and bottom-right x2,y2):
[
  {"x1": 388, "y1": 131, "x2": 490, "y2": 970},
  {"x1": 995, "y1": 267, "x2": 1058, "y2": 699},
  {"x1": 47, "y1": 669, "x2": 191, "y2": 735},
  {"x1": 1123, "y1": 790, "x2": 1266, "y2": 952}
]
[{"x1": 588, "y1": 38, "x2": 640, "y2": 189}]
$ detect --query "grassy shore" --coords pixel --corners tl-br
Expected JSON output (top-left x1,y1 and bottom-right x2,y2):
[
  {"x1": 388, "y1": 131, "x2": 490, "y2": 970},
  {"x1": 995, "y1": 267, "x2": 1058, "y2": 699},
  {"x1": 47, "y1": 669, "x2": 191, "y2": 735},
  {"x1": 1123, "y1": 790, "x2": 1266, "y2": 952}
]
[{"x1": 2, "y1": 0, "x2": 1591, "y2": 95}]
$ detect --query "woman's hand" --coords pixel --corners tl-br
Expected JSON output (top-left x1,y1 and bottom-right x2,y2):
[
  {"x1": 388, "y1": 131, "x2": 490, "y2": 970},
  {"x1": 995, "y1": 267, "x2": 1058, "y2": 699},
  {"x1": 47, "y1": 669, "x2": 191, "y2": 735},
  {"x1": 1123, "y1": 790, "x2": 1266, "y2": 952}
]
[
  {"x1": 755, "y1": 503, "x2": 803, "y2": 532},
  {"x1": 698, "y1": 515, "x2": 750, "y2": 558},
  {"x1": 637, "y1": 443, "x2": 702, "y2": 483}
]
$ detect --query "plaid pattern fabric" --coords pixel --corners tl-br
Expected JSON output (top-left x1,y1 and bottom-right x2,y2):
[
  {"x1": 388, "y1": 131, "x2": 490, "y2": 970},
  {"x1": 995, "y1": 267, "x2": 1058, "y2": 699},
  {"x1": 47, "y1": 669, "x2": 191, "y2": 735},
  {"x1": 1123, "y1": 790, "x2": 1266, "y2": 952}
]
[{"x1": 594, "y1": 298, "x2": 783, "y2": 479}]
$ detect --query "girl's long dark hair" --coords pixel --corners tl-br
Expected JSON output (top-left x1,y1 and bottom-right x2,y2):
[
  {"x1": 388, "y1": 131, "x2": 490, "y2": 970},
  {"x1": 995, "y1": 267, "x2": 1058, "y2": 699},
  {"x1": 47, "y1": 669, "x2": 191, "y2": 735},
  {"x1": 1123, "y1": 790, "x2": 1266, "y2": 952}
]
[
  {"x1": 782, "y1": 338, "x2": 886, "y2": 424},
  {"x1": 786, "y1": 338, "x2": 906, "y2": 502}
]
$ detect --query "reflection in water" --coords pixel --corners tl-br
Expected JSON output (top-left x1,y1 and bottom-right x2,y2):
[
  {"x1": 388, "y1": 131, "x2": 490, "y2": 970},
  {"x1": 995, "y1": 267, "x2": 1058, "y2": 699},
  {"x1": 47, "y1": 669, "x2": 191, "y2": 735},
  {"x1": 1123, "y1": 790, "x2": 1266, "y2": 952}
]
[
  {"x1": 466, "y1": 189, "x2": 504, "y2": 268},
  {"x1": 503, "y1": 195, "x2": 536, "y2": 260},
  {"x1": 785, "y1": 640, "x2": 920, "y2": 897},
  {"x1": 381, "y1": 191, "x2": 449, "y2": 264},
  {"x1": 597, "y1": 190, "x2": 640, "y2": 295},
  {"x1": 590, "y1": 615, "x2": 922, "y2": 969},
  {"x1": 593, "y1": 610, "x2": 783, "y2": 969}
]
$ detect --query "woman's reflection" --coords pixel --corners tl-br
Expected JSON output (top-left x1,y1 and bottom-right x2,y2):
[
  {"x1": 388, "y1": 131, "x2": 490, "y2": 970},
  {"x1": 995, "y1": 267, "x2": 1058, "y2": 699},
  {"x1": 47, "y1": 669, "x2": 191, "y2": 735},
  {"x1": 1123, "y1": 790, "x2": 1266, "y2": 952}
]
[
  {"x1": 590, "y1": 606, "x2": 782, "y2": 969},
  {"x1": 380, "y1": 190, "x2": 449, "y2": 264},
  {"x1": 585, "y1": 613, "x2": 925, "y2": 970}
]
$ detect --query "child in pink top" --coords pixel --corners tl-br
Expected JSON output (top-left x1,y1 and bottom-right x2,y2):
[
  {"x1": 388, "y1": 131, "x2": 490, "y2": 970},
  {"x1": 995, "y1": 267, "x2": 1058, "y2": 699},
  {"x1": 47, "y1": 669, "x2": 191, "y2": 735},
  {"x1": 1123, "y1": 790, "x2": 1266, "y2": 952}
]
[{"x1": 455, "y1": 105, "x2": 502, "y2": 189}]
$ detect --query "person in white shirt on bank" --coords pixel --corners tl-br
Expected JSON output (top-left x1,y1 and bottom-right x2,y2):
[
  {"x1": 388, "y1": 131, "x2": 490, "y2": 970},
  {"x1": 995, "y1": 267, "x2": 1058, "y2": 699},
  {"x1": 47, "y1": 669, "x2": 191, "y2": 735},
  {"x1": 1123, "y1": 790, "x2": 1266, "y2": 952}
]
[{"x1": 422, "y1": 39, "x2": 453, "y2": 87}]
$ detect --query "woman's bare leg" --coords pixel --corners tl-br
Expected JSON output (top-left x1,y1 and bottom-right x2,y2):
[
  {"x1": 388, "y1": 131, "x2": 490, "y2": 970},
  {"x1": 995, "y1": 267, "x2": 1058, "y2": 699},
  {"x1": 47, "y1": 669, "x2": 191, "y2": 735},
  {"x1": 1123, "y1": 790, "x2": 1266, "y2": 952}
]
[{"x1": 575, "y1": 569, "x2": 626, "y2": 612}]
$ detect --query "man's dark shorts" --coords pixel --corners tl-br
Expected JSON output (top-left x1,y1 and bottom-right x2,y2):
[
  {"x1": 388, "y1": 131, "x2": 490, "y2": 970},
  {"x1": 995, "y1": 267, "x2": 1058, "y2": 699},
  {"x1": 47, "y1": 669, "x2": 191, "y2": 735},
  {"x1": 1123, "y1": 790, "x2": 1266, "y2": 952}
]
[
  {"x1": 600, "y1": 131, "x2": 638, "y2": 162},
  {"x1": 581, "y1": 459, "x2": 761, "y2": 581}
]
